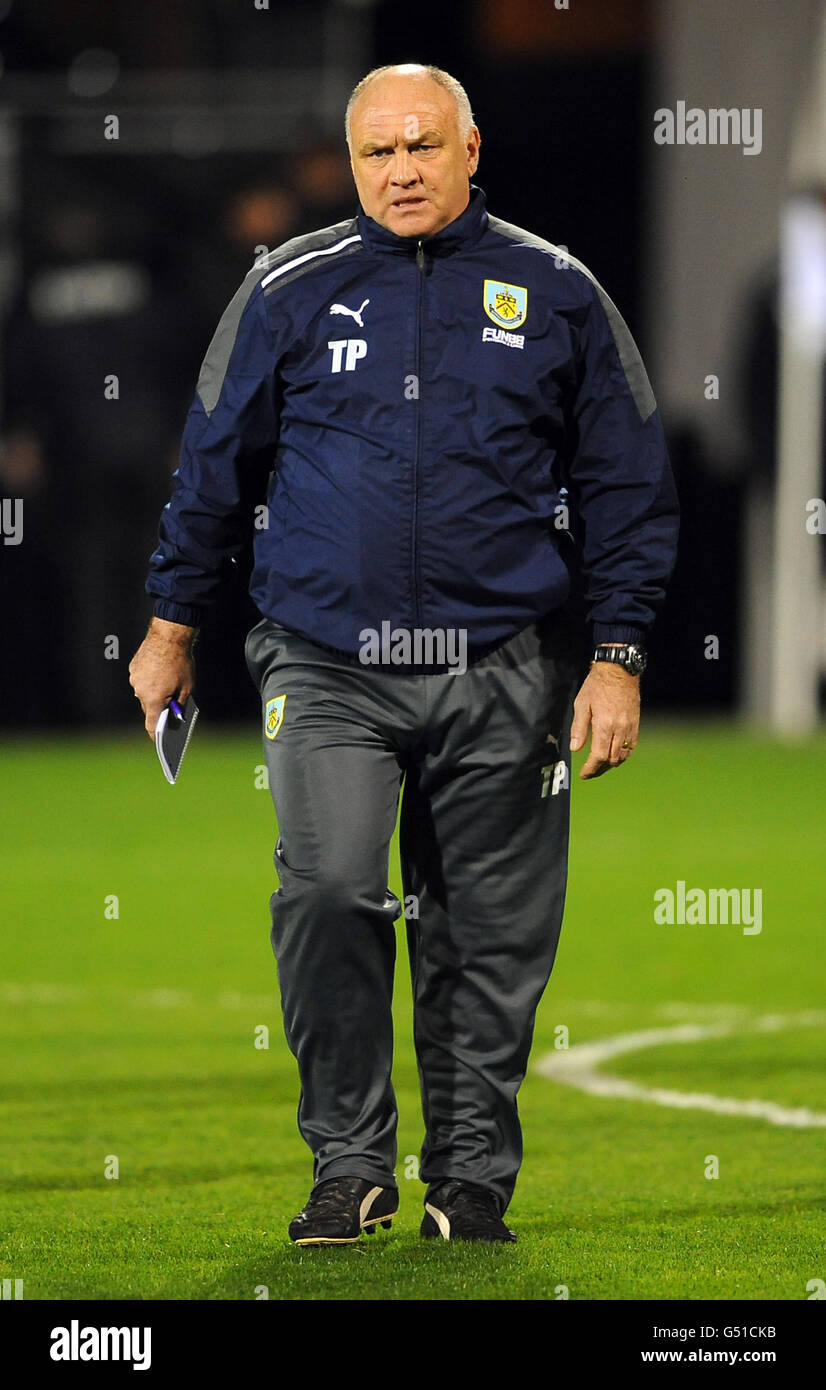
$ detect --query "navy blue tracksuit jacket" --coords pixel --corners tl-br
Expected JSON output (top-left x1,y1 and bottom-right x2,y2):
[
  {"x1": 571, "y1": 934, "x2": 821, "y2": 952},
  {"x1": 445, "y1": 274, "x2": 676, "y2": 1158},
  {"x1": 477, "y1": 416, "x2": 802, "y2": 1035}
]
[{"x1": 147, "y1": 184, "x2": 678, "y2": 658}]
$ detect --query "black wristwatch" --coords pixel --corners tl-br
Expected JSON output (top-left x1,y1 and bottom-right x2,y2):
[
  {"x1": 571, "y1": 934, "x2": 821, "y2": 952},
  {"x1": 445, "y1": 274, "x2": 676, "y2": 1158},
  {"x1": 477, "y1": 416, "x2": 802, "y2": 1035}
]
[{"x1": 592, "y1": 643, "x2": 647, "y2": 677}]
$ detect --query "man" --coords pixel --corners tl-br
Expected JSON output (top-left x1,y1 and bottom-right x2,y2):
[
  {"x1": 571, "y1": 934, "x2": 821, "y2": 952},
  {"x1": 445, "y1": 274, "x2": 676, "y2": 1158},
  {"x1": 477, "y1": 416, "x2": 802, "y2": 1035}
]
[{"x1": 129, "y1": 63, "x2": 678, "y2": 1246}]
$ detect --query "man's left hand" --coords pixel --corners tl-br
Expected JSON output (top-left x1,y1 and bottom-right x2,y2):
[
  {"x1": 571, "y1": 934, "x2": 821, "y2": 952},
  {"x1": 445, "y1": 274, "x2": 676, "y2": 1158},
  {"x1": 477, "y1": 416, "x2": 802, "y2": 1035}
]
[{"x1": 569, "y1": 663, "x2": 640, "y2": 779}]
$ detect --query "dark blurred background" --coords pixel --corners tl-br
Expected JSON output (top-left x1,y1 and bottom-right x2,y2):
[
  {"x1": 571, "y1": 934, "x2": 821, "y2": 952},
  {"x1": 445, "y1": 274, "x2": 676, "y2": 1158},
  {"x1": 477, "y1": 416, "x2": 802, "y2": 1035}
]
[{"x1": 1, "y1": 0, "x2": 823, "y2": 729}]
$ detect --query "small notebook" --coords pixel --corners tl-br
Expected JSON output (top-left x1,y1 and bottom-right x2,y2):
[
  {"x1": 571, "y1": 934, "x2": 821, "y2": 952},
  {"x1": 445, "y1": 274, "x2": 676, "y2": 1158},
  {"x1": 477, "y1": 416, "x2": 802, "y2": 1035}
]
[{"x1": 155, "y1": 697, "x2": 199, "y2": 784}]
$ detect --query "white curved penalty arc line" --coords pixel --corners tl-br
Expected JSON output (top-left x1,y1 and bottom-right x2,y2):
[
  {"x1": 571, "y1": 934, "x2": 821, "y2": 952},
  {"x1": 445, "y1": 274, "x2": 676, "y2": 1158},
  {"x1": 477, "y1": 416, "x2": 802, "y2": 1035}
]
[{"x1": 535, "y1": 1016, "x2": 826, "y2": 1129}]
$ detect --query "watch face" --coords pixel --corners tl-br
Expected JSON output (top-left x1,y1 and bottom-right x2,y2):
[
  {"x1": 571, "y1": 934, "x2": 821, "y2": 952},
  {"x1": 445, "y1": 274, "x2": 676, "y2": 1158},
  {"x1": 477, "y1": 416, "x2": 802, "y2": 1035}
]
[
  {"x1": 625, "y1": 645, "x2": 647, "y2": 676},
  {"x1": 593, "y1": 645, "x2": 647, "y2": 674}
]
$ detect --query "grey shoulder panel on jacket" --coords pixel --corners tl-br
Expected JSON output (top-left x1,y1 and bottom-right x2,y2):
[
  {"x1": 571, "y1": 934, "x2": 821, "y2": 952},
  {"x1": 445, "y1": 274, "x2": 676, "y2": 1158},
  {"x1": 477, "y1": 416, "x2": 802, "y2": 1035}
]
[
  {"x1": 196, "y1": 216, "x2": 361, "y2": 416},
  {"x1": 486, "y1": 214, "x2": 657, "y2": 423}
]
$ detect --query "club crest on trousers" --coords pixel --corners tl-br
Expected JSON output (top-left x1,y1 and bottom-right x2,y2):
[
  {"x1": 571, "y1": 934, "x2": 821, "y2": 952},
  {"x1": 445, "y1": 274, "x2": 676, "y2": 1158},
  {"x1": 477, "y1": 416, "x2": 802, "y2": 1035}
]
[{"x1": 265, "y1": 694, "x2": 286, "y2": 740}]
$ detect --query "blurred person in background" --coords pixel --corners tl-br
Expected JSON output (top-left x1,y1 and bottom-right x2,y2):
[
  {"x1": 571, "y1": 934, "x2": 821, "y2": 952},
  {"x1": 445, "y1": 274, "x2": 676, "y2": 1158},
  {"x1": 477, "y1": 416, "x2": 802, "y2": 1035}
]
[
  {"x1": 290, "y1": 135, "x2": 359, "y2": 228},
  {"x1": 190, "y1": 178, "x2": 302, "y2": 329},
  {"x1": 737, "y1": 187, "x2": 826, "y2": 496},
  {"x1": 2, "y1": 192, "x2": 199, "y2": 723}
]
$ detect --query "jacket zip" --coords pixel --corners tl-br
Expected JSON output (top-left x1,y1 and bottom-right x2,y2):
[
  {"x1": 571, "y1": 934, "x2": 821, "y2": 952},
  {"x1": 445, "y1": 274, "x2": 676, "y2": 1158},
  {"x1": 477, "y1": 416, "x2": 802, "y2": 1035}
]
[{"x1": 412, "y1": 238, "x2": 425, "y2": 628}]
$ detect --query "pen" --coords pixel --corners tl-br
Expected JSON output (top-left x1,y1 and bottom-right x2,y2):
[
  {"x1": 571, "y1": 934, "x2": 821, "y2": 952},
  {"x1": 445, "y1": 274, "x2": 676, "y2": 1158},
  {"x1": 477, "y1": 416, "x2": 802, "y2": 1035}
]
[{"x1": 169, "y1": 699, "x2": 185, "y2": 720}]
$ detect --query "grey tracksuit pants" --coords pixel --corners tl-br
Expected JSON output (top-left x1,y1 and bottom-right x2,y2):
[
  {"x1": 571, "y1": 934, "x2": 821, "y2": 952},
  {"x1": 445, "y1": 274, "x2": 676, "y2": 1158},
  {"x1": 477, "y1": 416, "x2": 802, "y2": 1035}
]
[{"x1": 245, "y1": 609, "x2": 580, "y2": 1214}]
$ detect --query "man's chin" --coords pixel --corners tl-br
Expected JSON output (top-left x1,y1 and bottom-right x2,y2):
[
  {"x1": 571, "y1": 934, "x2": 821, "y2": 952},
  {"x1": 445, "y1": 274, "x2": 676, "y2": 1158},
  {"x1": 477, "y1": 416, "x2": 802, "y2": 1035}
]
[{"x1": 385, "y1": 202, "x2": 440, "y2": 237}]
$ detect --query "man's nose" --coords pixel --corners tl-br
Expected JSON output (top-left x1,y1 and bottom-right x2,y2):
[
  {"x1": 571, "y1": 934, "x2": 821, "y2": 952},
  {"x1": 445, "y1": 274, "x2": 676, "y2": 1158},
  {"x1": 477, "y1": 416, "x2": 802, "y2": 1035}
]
[{"x1": 389, "y1": 149, "x2": 419, "y2": 185}]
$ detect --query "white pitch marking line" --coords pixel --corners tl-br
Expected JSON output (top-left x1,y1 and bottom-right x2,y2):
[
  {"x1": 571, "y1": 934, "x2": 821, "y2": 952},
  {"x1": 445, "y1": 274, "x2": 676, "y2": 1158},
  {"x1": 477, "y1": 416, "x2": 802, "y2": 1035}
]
[
  {"x1": 535, "y1": 1014, "x2": 826, "y2": 1129},
  {"x1": 0, "y1": 982, "x2": 276, "y2": 1011}
]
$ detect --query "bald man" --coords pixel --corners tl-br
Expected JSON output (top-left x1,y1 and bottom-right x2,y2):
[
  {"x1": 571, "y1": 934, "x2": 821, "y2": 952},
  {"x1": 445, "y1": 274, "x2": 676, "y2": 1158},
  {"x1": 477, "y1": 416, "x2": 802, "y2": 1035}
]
[{"x1": 130, "y1": 63, "x2": 678, "y2": 1245}]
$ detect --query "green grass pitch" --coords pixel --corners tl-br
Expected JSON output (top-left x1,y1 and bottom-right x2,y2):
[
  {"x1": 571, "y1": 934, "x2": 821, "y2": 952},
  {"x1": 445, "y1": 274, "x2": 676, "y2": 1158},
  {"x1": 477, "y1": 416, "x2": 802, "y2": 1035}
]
[{"x1": 1, "y1": 719, "x2": 824, "y2": 1301}]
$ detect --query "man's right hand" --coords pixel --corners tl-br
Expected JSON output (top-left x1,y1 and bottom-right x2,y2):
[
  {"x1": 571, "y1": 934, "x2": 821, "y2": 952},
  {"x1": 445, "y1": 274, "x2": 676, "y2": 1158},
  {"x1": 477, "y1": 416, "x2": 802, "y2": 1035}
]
[{"x1": 128, "y1": 617, "x2": 198, "y2": 739}]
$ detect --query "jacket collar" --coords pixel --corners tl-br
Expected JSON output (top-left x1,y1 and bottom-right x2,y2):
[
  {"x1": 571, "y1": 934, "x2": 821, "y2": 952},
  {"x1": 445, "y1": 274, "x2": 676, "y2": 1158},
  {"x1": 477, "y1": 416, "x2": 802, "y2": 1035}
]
[{"x1": 357, "y1": 183, "x2": 488, "y2": 258}]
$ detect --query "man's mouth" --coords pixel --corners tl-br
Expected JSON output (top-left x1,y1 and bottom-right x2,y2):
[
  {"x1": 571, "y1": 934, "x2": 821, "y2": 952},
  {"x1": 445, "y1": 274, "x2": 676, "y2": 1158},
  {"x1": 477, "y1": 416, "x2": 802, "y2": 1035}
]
[{"x1": 392, "y1": 196, "x2": 426, "y2": 208}]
